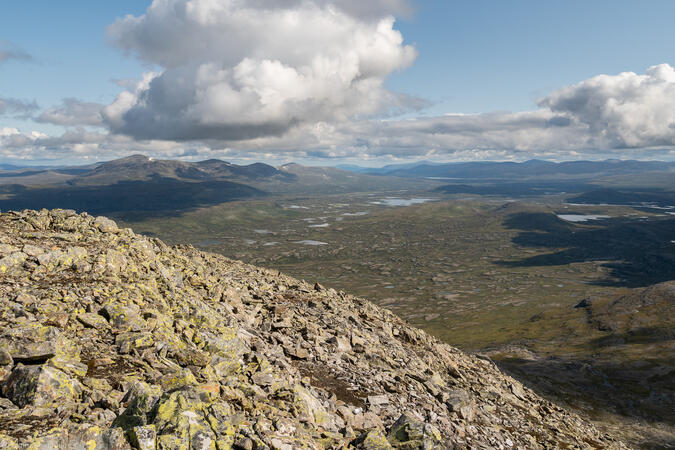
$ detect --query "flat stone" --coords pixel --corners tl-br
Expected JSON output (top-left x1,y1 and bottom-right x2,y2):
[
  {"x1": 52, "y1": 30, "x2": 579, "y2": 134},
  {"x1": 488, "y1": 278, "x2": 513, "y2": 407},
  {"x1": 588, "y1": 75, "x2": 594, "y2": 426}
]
[
  {"x1": 2, "y1": 364, "x2": 82, "y2": 408},
  {"x1": 251, "y1": 372, "x2": 274, "y2": 387},
  {"x1": 284, "y1": 345, "x2": 309, "y2": 359},
  {"x1": 368, "y1": 394, "x2": 389, "y2": 406},
  {"x1": 272, "y1": 319, "x2": 292, "y2": 329},
  {"x1": 0, "y1": 324, "x2": 64, "y2": 363},
  {"x1": 77, "y1": 312, "x2": 110, "y2": 329},
  {"x1": 22, "y1": 244, "x2": 46, "y2": 257}
]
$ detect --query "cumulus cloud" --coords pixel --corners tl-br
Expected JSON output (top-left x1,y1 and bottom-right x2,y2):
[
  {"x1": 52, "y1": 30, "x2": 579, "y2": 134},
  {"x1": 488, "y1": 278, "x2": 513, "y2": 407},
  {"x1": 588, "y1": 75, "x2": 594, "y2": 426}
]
[
  {"x1": 36, "y1": 98, "x2": 105, "y2": 127},
  {"x1": 0, "y1": 128, "x2": 48, "y2": 157},
  {"x1": 0, "y1": 41, "x2": 33, "y2": 64},
  {"x1": 96, "y1": 1, "x2": 675, "y2": 160},
  {"x1": 0, "y1": 126, "x2": 202, "y2": 162},
  {"x1": 325, "y1": 63, "x2": 675, "y2": 159},
  {"x1": 6, "y1": 39, "x2": 675, "y2": 163},
  {"x1": 103, "y1": 0, "x2": 417, "y2": 141},
  {"x1": 335, "y1": 111, "x2": 591, "y2": 157},
  {"x1": 0, "y1": 97, "x2": 39, "y2": 118},
  {"x1": 539, "y1": 63, "x2": 675, "y2": 148}
]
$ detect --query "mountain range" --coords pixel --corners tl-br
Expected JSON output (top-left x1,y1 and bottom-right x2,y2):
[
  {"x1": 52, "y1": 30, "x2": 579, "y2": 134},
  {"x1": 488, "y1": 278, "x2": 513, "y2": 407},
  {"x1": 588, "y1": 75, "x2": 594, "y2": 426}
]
[
  {"x1": 339, "y1": 159, "x2": 675, "y2": 180},
  {"x1": 0, "y1": 155, "x2": 436, "y2": 217}
]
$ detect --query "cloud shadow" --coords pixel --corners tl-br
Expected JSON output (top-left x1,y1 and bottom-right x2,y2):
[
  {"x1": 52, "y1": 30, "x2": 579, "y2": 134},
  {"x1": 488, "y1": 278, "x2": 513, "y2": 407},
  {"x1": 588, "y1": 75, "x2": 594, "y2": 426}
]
[
  {"x1": 0, "y1": 177, "x2": 266, "y2": 221},
  {"x1": 496, "y1": 212, "x2": 675, "y2": 287}
]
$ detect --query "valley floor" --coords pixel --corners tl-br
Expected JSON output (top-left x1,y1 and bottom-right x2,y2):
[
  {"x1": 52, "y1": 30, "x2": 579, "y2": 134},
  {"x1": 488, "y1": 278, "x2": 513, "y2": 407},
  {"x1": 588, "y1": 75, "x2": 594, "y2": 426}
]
[{"x1": 119, "y1": 190, "x2": 675, "y2": 448}]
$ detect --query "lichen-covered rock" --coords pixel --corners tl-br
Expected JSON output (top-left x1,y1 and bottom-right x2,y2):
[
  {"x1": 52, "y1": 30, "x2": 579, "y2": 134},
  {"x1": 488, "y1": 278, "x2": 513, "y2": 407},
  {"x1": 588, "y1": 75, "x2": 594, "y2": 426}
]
[
  {"x1": 94, "y1": 216, "x2": 119, "y2": 233},
  {"x1": 76, "y1": 312, "x2": 109, "y2": 330},
  {"x1": 0, "y1": 210, "x2": 627, "y2": 449},
  {"x1": 2, "y1": 364, "x2": 82, "y2": 408},
  {"x1": 353, "y1": 429, "x2": 393, "y2": 450},
  {"x1": 0, "y1": 325, "x2": 65, "y2": 363},
  {"x1": 386, "y1": 414, "x2": 443, "y2": 449},
  {"x1": 150, "y1": 386, "x2": 235, "y2": 449},
  {"x1": 36, "y1": 247, "x2": 87, "y2": 272},
  {"x1": 113, "y1": 382, "x2": 162, "y2": 430},
  {"x1": 129, "y1": 424, "x2": 156, "y2": 450},
  {"x1": 0, "y1": 425, "x2": 130, "y2": 450},
  {"x1": 0, "y1": 252, "x2": 26, "y2": 275},
  {"x1": 292, "y1": 384, "x2": 336, "y2": 430},
  {"x1": 101, "y1": 303, "x2": 146, "y2": 332}
]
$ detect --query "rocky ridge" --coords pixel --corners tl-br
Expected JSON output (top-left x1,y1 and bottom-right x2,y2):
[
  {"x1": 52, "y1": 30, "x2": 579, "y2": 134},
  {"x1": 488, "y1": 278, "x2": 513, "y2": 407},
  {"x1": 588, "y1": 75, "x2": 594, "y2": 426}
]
[{"x1": 0, "y1": 209, "x2": 625, "y2": 449}]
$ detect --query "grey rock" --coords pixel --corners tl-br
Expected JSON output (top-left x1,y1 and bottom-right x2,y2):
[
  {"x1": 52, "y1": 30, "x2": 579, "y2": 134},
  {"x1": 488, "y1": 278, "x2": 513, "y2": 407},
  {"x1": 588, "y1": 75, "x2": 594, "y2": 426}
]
[
  {"x1": 129, "y1": 424, "x2": 156, "y2": 450},
  {"x1": 0, "y1": 210, "x2": 627, "y2": 449},
  {"x1": 0, "y1": 324, "x2": 64, "y2": 363},
  {"x1": 3, "y1": 364, "x2": 82, "y2": 408},
  {"x1": 94, "y1": 216, "x2": 119, "y2": 233}
]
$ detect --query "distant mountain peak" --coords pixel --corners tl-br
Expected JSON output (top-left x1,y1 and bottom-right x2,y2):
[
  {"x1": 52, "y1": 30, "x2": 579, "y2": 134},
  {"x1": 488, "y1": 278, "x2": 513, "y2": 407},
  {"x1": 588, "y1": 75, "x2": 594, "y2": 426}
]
[{"x1": 116, "y1": 154, "x2": 150, "y2": 162}]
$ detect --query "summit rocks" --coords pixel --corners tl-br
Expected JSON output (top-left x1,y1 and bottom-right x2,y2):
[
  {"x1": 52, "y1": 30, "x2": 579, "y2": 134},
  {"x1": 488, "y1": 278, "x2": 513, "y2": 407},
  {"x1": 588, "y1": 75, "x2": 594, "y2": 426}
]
[{"x1": 0, "y1": 209, "x2": 624, "y2": 448}]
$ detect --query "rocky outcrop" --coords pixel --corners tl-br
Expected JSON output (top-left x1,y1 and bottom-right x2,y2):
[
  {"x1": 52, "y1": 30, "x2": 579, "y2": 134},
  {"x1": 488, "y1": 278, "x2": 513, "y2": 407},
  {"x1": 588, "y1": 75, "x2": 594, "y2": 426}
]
[{"x1": 0, "y1": 209, "x2": 625, "y2": 448}]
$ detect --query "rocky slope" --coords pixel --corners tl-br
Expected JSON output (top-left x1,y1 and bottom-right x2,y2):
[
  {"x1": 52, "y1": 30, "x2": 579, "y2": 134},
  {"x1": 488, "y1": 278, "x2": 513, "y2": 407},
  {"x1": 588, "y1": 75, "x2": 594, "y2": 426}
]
[{"x1": 0, "y1": 209, "x2": 625, "y2": 449}]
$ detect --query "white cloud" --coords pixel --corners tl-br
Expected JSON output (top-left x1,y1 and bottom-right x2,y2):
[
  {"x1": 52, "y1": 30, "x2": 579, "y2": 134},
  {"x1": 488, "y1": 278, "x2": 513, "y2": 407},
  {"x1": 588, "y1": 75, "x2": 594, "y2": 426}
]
[
  {"x1": 0, "y1": 126, "x2": 197, "y2": 161},
  {"x1": 6, "y1": 11, "x2": 675, "y2": 168},
  {"x1": 540, "y1": 64, "x2": 675, "y2": 148},
  {"x1": 103, "y1": 0, "x2": 417, "y2": 141},
  {"x1": 36, "y1": 98, "x2": 104, "y2": 127},
  {"x1": 97, "y1": 2, "x2": 675, "y2": 160},
  {"x1": 0, "y1": 128, "x2": 45, "y2": 157}
]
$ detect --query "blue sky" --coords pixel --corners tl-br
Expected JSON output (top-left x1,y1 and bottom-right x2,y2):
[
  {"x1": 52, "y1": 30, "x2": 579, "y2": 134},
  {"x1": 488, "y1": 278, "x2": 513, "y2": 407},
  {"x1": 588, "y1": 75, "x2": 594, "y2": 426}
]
[
  {"x1": 2, "y1": 0, "x2": 675, "y2": 164},
  {"x1": 389, "y1": 0, "x2": 675, "y2": 114},
  {"x1": 0, "y1": 1, "x2": 149, "y2": 134}
]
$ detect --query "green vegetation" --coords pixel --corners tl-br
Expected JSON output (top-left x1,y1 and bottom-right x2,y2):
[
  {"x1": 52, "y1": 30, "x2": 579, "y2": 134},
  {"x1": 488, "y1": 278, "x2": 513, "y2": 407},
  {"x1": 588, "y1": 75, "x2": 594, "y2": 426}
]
[
  {"x1": 118, "y1": 189, "x2": 675, "y2": 445},
  {"x1": 1, "y1": 156, "x2": 673, "y2": 445}
]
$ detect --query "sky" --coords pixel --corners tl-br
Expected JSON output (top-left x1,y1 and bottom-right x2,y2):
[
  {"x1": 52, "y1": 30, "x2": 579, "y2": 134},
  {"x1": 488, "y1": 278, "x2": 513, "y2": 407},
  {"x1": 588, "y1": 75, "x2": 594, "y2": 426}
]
[{"x1": 2, "y1": 0, "x2": 675, "y2": 166}]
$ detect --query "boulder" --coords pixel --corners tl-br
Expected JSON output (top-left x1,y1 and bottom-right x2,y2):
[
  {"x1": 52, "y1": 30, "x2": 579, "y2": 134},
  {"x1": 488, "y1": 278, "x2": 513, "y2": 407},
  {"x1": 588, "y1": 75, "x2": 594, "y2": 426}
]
[
  {"x1": 2, "y1": 364, "x2": 82, "y2": 408},
  {"x1": 113, "y1": 382, "x2": 162, "y2": 430},
  {"x1": 151, "y1": 387, "x2": 235, "y2": 449},
  {"x1": 446, "y1": 389, "x2": 477, "y2": 422},
  {"x1": 0, "y1": 252, "x2": 27, "y2": 274},
  {"x1": 386, "y1": 414, "x2": 443, "y2": 449},
  {"x1": 129, "y1": 424, "x2": 156, "y2": 450},
  {"x1": 352, "y1": 429, "x2": 393, "y2": 449},
  {"x1": 0, "y1": 325, "x2": 68, "y2": 363},
  {"x1": 94, "y1": 216, "x2": 119, "y2": 233},
  {"x1": 37, "y1": 247, "x2": 87, "y2": 271}
]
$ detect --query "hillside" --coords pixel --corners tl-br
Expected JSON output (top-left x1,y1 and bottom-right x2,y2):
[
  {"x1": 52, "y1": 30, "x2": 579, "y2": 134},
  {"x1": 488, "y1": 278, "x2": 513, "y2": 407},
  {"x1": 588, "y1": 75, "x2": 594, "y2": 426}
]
[
  {"x1": 0, "y1": 156, "x2": 440, "y2": 218},
  {"x1": 0, "y1": 155, "x2": 295, "y2": 187},
  {"x1": 68, "y1": 155, "x2": 296, "y2": 187},
  {"x1": 0, "y1": 209, "x2": 625, "y2": 448}
]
